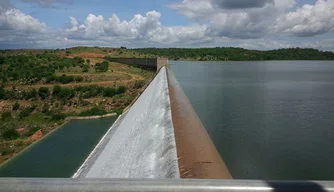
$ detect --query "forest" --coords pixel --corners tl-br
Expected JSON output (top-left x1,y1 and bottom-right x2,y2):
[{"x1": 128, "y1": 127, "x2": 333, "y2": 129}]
[{"x1": 134, "y1": 47, "x2": 334, "y2": 61}]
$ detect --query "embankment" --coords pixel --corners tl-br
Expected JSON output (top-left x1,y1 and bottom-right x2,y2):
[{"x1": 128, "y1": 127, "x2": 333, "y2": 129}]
[
  {"x1": 65, "y1": 113, "x2": 117, "y2": 121},
  {"x1": 73, "y1": 67, "x2": 179, "y2": 178}
]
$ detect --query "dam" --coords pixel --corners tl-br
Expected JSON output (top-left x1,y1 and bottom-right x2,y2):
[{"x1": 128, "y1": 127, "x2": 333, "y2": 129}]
[
  {"x1": 72, "y1": 65, "x2": 231, "y2": 179},
  {"x1": 1, "y1": 60, "x2": 334, "y2": 191}
]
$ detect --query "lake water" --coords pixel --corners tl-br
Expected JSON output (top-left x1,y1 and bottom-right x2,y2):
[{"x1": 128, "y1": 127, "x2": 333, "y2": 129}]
[
  {"x1": 170, "y1": 61, "x2": 334, "y2": 180},
  {"x1": 0, "y1": 116, "x2": 117, "y2": 177}
]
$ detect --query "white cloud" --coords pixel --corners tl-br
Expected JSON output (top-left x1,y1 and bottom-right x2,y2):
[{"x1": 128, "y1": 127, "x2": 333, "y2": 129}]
[
  {"x1": 0, "y1": 9, "x2": 46, "y2": 33},
  {"x1": 274, "y1": 0, "x2": 334, "y2": 37},
  {"x1": 65, "y1": 10, "x2": 207, "y2": 45}
]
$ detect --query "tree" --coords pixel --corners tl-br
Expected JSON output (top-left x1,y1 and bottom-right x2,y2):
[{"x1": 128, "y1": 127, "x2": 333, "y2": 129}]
[
  {"x1": 0, "y1": 87, "x2": 5, "y2": 99},
  {"x1": 74, "y1": 56, "x2": 85, "y2": 64},
  {"x1": 1, "y1": 111, "x2": 12, "y2": 120},
  {"x1": 82, "y1": 65, "x2": 89, "y2": 72},
  {"x1": 116, "y1": 86, "x2": 126, "y2": 94},
  {"x1": 58, "y1": 75, "x2": 74, "y2": 84},
  {"x1": 95, "y1": 61, "x2": 109, "y2": 72},
  {"x1": 2, "y1": 129, "x2": 19, "y2": 140},
  {"x1": 38, "y1": 87, "x2": 50, "y2": 99},
  {"x1": 12, "y1": 102, "x2": 20, "y2": 110},
  {"x1": 58, "y1": 87, "x2": 75, "y2": 99},
  {"x1": 86, "y1": 59, "x2": 90, "y2": 64},
  {"x1": 19, "y1": 105, "x2": 36, "y2": 119},
  {"x1": 52, "y1": 85, "x2": 62, "y2": 96},
  {"x1": 24, "y1": 89, "x2": 37, "y2": 100},
  {"x1": 103, "y1": 87, "x2": 116, "y2": 97},
  {"x1": 75, "y1": 76, "x2": 84, "y2": 82}
]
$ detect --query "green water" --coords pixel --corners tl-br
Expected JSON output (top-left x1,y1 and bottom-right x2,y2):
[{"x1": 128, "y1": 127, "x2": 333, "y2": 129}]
[
  {"x1": 0, "y1": 116, "x2": 117, "y2": 177},
  {"x1": 170, "y1": 61, "x2": 334, "y2": 180}
]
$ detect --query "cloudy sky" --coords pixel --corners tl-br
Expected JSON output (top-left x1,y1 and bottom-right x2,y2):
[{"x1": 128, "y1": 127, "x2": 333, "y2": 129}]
[{"x1": 0, "y1": 0, "x2": 334, "y2": 50}]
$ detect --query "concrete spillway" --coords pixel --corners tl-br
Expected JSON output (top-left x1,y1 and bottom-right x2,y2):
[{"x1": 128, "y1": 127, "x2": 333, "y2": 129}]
[
  {"x1": 73, "y1": 66, "x2": 231, "y2": 179},
  {"x1": 73, "y1": 67, "x2": 180, "y2": 178}
]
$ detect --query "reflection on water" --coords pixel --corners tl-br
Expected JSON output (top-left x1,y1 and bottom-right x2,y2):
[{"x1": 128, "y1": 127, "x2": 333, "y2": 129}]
[
  {"x1": 170, "y1": 61, "x2": 334, "y2": 180},
  {"x1": 0, "y1": 116, "x2": 117, "y2": 177}
]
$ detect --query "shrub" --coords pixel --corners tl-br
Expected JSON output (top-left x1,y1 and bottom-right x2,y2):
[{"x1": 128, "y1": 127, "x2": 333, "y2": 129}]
[
  {"x1": 79, "y1": 106, "x2": 106, "y2": 116},
  {"x1": 38, "y1": 87, "x2": 50, "y2": 99},
  {"x1": 12, "y1": 102, "x2": 20, "y2": 110},
  {"x1": 73, "y1": 56, "x2": 84, "y2": 64},
  {"x1": 19, "y1": 105, "x2": 36, "y2": 119},
  {"x1": 82, "y1": 65, "x2": 89, "y2": 72},
  {"x1": 116, "y1": 86, "x2": 126, "y2": 94},
  {"x1": 95, "y1": 61, "x2": 109, "y2": 72},
  {"x1": 103, "y1": 87, "x2": 116, "y2": 97},
  {"x1": 133, "y1": 80, "x2": 145, "y2": 89},
  {"x1": 51, "y1": 113, "x2": 66, "y2": 121},
  {"x1": 52, "y1": 85, "x2": 62, "y2": 96},
  {"x1": 24, "y1": 89, "x2": 37, "y2": 100},
  {"x1": 42, "y1": 103, "x2": 50, "y2": 114},
  {"x1": 2, "y1": 129, "x2": 19, "y2": 140},
  {"x1": 58, "y1": 87, "x2": 75, "y2": 99},
  {"x1": 0, "y1": 87, "x2": 5, "y2": 99},
  {"x1": 1, "y1": 111, "x2": 12, "y2": 120},
  {"x1": 58, "y1": 75, "x2": 74, "y2": 84},
  {"x1": 75, "y1": 76, "x2": 84, "y2": 82}
]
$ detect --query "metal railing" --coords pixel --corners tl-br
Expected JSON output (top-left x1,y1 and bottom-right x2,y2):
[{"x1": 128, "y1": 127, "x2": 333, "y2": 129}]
[{"x1": 1, "y1": 178, "x2": 333, "y2": 192}]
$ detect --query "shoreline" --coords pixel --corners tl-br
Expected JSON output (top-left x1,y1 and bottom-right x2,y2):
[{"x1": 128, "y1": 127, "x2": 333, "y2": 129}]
[{"x1": 65, "y1": 113, "x2": 117, "y2": 121}]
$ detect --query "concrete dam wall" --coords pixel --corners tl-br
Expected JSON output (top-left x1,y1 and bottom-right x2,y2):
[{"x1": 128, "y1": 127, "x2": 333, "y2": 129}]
[
  {"x1": 73, "y1": 67, "x2": 179, "y2": 178},
  {"x1": 74, "y1": 66, "x2": 231, "y2": 179},
  {"x1": 105, "y1": 57, "x2": 168, "y2": 71}
]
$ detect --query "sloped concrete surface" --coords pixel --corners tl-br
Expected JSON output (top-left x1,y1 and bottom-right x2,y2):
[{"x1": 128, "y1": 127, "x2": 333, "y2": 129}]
[{"x1": 75, "y1": 67, "x2": 179, "y2": 178}]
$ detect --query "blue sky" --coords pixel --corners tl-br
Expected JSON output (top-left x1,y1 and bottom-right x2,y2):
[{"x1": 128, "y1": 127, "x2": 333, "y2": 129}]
[
  {"x1": 1, "y1": 0, "x2": 334, "y2": 50},
  {"x1": 11, "y1": 0, "x2": 188, "y2": 27}
]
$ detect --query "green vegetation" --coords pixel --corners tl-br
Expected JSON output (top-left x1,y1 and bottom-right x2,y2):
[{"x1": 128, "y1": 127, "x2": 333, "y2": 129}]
[
  {"x1": 0, "y1": 54, "x2": 87, "y2": 85},
  {"x1": 0, "y1": 85, "x2": 127, "y2": 101},
  {"x1": 2, "y1": 129, "x2": 19, "y2": 140},
  {"x1": 133, "y1": 80, "x2": 145, "y2": 89},
  {"x1": 12, "y1": 102, "x2": 20, "y2": 111},
  {"x1": 19, "y1": 105, "x2": 37, "y2": 119},
  {"x1": 1, "y1": 112, "x2": 12, "y2": 120},
  {"x1": 95, "y1": 61, "x2": 109, "y2": 72},
  {"x1": 38, "y1": 87, "x2": 50, "y2": 100},
  {"x1": 0, "y1": 48, "x2": 154, "y2": 164},
  {"x1": 79, "y1": 106, "x2": 107, "y2": 116},
  {"x1": 134, "y1": 47, "x2": 334, "y2": 61}
]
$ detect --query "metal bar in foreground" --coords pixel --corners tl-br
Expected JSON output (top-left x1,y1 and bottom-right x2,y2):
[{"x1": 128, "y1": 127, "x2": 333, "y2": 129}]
[{"x1": 1, "y1": 178, "x2": 334, "y2": 192}]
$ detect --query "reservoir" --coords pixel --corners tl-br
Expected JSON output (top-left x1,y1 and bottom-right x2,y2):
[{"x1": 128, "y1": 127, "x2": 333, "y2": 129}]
[
  {"x1": 170, "y1": 61, "x2": 334, "y2": 180},
  {"x1": 0, "y1": 116, "x2": 117, "y2": 177}
]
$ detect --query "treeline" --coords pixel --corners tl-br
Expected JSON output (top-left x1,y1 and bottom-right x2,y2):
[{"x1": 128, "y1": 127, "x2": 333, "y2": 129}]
[
  {"x1": 0, "y1": 54, "x2": 90, "y2": 84},
  {"x1": 0, "y1": 85, "x2": 127, "y2": 101},
  {"x1": 134, "y1": 47, "x2": 334, "y2": 61}
]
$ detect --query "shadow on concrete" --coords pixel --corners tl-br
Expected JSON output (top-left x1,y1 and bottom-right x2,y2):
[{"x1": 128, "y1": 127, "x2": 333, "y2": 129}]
[{"x1": 267, "y1": 181, "x2": 327, "y2": 192}]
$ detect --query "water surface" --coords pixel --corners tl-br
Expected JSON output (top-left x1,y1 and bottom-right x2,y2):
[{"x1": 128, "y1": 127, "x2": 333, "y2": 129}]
[
  {"x1": 170, "y1": 61, "x2": 334, "y2": 180},
  {"x1": 0, "y1": 116, "x2": 117, "y2": 177}
]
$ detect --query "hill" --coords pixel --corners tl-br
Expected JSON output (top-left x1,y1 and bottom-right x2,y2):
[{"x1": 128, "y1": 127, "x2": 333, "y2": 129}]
[{"x1": 0, "y1": 48, "x2": 154, "y2": 164}]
